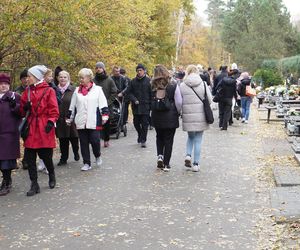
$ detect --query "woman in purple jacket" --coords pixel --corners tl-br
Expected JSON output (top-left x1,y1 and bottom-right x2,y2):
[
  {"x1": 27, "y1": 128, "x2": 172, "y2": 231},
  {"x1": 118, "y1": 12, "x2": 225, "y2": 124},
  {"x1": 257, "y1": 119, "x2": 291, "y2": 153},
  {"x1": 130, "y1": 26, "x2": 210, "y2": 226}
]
[{"x1": 0, "y1": 73, "x2": 21, "y2": 196}]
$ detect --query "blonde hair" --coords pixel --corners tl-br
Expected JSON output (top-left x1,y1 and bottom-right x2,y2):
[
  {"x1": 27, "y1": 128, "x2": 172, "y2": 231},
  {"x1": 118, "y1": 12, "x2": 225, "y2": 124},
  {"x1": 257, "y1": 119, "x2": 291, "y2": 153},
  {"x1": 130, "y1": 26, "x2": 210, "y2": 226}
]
[
  {"x1": 58, "y1": 70, "x2": 70, "y2": 81},
  {"x1": 185, "y1": 65, "x2": 199, "y2": 76},
  {"x1": 44, "y1": 68, "x2": 53, "y2": 78},
  {"x1": 78, "y1": 68, "x2": 93, "y2": 80}
]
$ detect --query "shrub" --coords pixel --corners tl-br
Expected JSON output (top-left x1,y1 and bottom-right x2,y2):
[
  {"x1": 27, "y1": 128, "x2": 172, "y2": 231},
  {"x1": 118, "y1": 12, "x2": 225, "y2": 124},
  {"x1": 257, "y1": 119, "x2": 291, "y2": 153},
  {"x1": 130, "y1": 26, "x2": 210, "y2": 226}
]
[{"x1": 253, "y1": 69, "x2": 284, "y2": 88}]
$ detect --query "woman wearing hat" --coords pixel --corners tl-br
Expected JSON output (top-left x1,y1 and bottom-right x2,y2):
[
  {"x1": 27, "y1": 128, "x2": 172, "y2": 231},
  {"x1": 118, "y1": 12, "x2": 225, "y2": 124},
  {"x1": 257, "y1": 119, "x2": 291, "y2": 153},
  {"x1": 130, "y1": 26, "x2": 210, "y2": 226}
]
[
  {"x1": 0, "y1": 73, "x2": 21, "y2": 196},
  {"x1": 20, "y1": 65, "x2": 59, "y2": 196}
]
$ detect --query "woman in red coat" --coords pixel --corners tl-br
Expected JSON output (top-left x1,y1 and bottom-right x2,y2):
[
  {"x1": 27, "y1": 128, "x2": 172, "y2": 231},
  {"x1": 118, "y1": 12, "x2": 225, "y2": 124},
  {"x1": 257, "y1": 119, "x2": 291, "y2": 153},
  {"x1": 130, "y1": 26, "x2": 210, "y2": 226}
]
[{"x1": 20, "y1": 65, "x2": 59, "y2": 196}]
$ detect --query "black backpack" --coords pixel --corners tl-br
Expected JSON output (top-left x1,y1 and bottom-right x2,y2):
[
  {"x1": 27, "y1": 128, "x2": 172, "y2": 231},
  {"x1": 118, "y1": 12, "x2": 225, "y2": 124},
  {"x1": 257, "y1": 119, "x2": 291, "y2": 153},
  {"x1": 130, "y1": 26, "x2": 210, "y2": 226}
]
[{"x1": 151, "y1": 88, "x2": 171, "y2": 111}]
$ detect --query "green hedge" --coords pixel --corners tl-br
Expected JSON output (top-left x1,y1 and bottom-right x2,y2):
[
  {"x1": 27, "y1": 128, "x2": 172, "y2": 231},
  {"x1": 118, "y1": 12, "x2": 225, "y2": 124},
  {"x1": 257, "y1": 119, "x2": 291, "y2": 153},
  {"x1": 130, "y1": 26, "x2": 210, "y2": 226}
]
[{"x1": 253, "y1": 69, "x2": 284, "y2": 88}]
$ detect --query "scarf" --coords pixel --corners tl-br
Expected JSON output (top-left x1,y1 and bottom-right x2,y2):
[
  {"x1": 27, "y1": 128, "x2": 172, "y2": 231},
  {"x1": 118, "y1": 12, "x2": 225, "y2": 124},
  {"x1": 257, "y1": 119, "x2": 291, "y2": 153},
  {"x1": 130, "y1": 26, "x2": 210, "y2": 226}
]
[
  {"x1": 78, "y1": 82, "x2": 93, "y2": 96},
  {"x1": 95, "y1": 72, "x2": 107, "y2": 82},
  {"x1": 58, "y1": 82, "x2": 70, "y2": 95}
]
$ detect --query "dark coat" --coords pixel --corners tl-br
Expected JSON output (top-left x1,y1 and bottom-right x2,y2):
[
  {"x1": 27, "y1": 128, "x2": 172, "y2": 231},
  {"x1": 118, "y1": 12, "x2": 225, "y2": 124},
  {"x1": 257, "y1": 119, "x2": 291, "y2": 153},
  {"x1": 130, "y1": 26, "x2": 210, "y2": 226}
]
[
  {"x1": 0, "y1": 91, "x2": 21, "y2": 160},
  {"x1": 151, "y1": 83, "x2": 179, "y2": 129},
  {"x1": 212, "y1": 70, "x2": 228, "y2": 95},
  {"x1": 218, "y1": 77, "x2": 237, "y2": 100},
  {"x1": 20, "y1": 81, "x2": 59, "y2": 149},
  {"x1": 94, "y1": 74, "x2": 117, "y2": 107},
  {"x1": 55, "y1": 85, "x2": 78, "y2": 138},
  {"x1": 126, "y1": 75, "x2": 151, "y2": 115},
  {"x1": 238, "y1": 78, "x2": 253, "y2": 97}
]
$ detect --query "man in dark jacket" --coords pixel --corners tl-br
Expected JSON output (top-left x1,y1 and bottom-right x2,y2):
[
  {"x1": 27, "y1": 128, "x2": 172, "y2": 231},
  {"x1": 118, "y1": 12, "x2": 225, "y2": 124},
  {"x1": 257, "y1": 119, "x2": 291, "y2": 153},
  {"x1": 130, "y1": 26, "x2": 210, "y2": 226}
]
[
  {"x1": 15, "y1": 69, "x2": 28, "y2": 95},
  {"x1": 216, "y1": 76, "x2": 237, "y2": 130},
  {"x1": 212, "y1": 66, "x2": 228, "y2": 96},
  {"x1": 94, "y1": 62, "x2": 118, "y2": 147},
  {"x1": 126, "y1": 64, "x2": 151, "y2": 147},
  {"x1": 111, "y1": 66, "x2": 128, "y2": 127}
]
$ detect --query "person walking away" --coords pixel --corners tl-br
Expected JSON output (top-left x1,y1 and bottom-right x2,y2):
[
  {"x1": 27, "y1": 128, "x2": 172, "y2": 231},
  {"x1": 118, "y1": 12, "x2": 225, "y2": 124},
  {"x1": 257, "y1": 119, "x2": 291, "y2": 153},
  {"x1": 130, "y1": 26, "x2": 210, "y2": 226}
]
[
  {"x1": 68, "y1": 68, "x2": 109, "y2": 171},
  {"x1": 212, "y1": 65, "x2": 228, "y2": 96},
  {"x1": 216, "y1": 75, "x2": 237, "y2": 130},
  {"x1": 94, "y1": 62, "x2": 117, "y2": 148},
  {"x1": 20, "y1": 65, "x2": 59, "y2": 196},
  {"x1": 237, "y1": 72, "x2": 253, "y2": 123},
  {"x1": 180, "y1": 65, "x2": 212, "y2": 172},
  {"x1": 126, "y1": 64, "x2": 151, "y2": 148},
  {"x1": 56, "y1": 70, "x2": 79, "y2": 166},
  {"x1": 151, "y1": 65, "x2": 182, "y2": 172},
  {"x1": 0, "y1": 73, "x2": 21, "y2": 196}
]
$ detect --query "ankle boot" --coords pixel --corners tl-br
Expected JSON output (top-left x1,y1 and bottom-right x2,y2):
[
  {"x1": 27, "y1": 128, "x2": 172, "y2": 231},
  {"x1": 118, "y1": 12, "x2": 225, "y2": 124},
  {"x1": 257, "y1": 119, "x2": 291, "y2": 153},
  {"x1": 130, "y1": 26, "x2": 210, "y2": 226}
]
[
  {"x1": 26, "y1": 182, "x2": 40, "y2": 196},
  {"x1": 0, "y1": 180, "x2": 10, "y2": 196},
  {"x1": 49, "y1": 173, "x2": 56, "y2": 189}
]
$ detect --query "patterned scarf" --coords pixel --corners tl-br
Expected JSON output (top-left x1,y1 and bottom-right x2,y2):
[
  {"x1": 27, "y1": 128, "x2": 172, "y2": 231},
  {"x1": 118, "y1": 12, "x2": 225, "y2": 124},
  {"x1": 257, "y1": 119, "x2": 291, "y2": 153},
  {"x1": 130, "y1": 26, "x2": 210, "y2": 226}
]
[
  {"x1": 78, "y1": 82, "x2": 93, "y2": 96},
  {"x1": 58, "y1": 82, "x2": 70, "y2": 95}
]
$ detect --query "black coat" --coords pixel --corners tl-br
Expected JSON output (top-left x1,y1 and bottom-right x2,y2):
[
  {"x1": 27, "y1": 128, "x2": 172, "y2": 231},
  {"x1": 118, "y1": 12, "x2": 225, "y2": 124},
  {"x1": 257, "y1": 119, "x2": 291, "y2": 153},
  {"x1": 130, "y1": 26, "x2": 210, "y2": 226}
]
[
  {"x1": 212, "y1": 70, "x2": 228, "y2": 95},
  {"x1": 218, "y1": 77, "x2": 237, "y2": 100},
  {"x1": 238, "y1": 78, "x2": 253, "y2": 97},
  {"x1": 151, "y1": 84, "x2": 179, "y2": 129},
  {"x1": 126, "y1": 75, "x2": 151, "y2": 115}
]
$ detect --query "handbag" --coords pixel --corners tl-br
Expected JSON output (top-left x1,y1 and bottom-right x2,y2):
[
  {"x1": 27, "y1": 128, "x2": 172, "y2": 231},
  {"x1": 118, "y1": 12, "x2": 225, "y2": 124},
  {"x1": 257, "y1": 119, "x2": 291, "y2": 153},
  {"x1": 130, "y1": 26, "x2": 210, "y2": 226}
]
[
  {"x1": 246, "y1": 85, "x2": 256, "y2": 97},
  {"x1": 212, "y1": 85, "x2": 223, "y2": 103},
  {"x1": 191, "y1": 84, "x2": 214, "y2": 124},
  {"x1": 19, "y1": 88, "x2": 31, "y2": 140}
]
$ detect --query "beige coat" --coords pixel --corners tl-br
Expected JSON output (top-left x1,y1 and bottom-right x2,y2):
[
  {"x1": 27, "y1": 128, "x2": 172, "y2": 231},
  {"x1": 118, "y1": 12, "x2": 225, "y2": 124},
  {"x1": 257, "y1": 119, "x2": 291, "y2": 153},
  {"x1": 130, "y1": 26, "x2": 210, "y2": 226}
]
[{"x1": 180, "y1": 73, "x2": 212, "y2": 132}]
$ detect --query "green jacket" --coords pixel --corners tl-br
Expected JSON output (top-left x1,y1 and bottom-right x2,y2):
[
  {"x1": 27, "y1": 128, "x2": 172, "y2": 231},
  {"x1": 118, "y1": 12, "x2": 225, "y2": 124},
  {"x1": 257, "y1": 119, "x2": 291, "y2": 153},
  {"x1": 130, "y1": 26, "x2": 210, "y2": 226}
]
[{"x1": 94, "y1": 75, "x2": 117, "y2": 107}]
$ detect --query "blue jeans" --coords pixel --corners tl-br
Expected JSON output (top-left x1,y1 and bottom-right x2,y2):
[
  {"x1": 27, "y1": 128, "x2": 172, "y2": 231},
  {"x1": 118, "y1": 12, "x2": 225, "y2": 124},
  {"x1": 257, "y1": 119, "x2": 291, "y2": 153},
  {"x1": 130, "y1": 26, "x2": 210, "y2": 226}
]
[
  {"x1": 186, "y1": 131, "x2": 203, "y2": 164},
  {"x1": 241, "y1": 96, "x2": 252, "y2": 120}
]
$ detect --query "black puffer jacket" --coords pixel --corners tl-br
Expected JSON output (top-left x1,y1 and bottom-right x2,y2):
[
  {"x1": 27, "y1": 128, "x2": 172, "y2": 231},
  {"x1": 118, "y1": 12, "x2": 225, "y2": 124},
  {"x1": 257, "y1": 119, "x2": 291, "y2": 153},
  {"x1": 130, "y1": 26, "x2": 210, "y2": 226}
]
[
  {"x1": 212, "y1": 70, "x2": 228, "y2": 95},
  {"x1": 218, "y1": 76, "x2": 237, "y2": 99}
]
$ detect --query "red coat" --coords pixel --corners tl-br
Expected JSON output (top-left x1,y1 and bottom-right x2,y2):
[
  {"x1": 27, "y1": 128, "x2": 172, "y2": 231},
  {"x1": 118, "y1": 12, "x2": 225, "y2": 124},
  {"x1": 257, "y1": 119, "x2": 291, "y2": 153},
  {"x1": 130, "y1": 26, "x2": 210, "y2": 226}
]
[{"x1": 20, "y1": 81, "x2": 59, "y2": 149}]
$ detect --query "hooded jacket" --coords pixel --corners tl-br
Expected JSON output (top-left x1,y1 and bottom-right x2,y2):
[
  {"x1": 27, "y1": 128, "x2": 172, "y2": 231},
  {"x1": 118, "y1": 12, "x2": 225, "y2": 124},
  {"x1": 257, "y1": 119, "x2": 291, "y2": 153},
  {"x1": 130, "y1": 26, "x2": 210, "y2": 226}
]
[{"x1": 180, "y1": 73, "x2": 212, "y2": 132}]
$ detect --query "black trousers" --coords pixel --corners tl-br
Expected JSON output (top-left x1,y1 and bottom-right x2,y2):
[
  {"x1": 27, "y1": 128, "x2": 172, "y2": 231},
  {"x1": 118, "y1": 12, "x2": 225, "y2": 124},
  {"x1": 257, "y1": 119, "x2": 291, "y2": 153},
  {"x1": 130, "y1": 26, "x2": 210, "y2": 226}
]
[
  {"x1": 25, "y1": 148, "x2": 55, "y2": 182},
  {"x1": 155, "y1": 128, "x2": 176, "y2": 166},
  {"x1": 133, "y1": 114, "x2": 149, "y2": 143},
  {"x1": 101, "y1": 119, "x2": 110, "y2": 142},
  {"x1": 59, "y1": 137, "x2": 79, "y2": 162},
  {"x1": 78, "y1": 129, "x2": 100, "y2": 166},
  {"x1": 218, "y1": 98, "x2": 233, "y2": 129},
  {"x1": 1, "y1": 169, "x2": 12, "y2": 184},
  {"x1": 122, "y1": 102, "x2": 129, "y2": 125}
]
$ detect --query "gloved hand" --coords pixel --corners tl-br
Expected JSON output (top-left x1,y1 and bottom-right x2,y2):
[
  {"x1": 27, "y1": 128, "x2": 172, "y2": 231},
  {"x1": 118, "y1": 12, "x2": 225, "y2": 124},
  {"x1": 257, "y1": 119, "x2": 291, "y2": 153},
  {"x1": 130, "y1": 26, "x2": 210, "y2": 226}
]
[
  {"x1": 45, "y1": 121, "x2": 54, "y2": 133},
  {"x1": 8, "y1": 97, "x2": 16, "y2": 108},
  {"x1": 23, "y1": 101, "x2": 31, "y2": 112}
]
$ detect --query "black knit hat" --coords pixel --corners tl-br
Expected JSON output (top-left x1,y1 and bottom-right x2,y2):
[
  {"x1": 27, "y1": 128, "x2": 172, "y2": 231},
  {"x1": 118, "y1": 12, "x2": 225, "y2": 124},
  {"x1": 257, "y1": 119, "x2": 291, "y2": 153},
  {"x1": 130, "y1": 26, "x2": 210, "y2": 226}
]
[
  {"x1": 136, "y1": 64, "x2": 146, "y2": 72},
  {"x1": 19, "y1": 69, "x2": 28, "y2": 80}
]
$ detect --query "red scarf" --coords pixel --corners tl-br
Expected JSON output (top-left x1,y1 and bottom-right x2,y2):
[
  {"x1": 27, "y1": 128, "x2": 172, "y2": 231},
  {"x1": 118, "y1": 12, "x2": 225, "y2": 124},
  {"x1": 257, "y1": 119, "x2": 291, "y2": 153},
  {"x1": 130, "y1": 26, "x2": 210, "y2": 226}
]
[{"x1": 78, "y1": 82, "x2": 93, "y2": 96}]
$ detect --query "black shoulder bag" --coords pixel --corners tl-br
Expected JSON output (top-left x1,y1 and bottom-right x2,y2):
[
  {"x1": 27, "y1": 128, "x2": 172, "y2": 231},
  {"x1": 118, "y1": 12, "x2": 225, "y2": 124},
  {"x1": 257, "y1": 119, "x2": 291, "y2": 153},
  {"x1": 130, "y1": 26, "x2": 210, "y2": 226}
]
[
  {"x1": 18, "y1": 87, "x2": 49, "y2": 140},
  {"x1": 191, "y1": 84, "x2": 214, "y2": 124}
]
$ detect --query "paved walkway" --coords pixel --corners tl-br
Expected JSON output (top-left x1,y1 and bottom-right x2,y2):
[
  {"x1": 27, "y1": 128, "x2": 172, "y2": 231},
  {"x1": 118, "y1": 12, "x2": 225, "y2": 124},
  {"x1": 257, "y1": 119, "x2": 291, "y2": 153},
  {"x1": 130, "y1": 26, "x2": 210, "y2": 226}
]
[{"x1": 0, "y1": 109, "x2": 267, "y2": 249}]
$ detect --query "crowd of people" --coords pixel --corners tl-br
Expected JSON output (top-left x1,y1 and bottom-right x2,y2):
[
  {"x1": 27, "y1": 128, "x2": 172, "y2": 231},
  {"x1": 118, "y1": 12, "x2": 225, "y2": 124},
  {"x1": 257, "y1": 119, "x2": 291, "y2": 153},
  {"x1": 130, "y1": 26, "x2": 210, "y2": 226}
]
[{"x1": 0, "y1": 62, "x2": 254, "y2": 197}]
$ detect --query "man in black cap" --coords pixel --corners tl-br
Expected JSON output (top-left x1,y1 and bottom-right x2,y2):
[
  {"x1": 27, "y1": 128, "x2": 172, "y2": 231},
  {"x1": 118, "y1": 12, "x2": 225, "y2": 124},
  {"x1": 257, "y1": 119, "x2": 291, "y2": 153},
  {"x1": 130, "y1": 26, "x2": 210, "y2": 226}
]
[
  {"x1": 15, "y1": 69, "x2": 28, "y2": 95},
  {"x1": 126, "y1": 64, "x2": 151, "y2": 148}
]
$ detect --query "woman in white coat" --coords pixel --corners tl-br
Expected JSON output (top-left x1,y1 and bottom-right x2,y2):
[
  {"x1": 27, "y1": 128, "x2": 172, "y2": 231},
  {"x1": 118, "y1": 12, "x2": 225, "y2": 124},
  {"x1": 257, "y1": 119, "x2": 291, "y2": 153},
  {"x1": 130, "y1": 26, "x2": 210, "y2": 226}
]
[
  {"x1": 68, "y1": 68, "x2": 108, "y2": 171},
  {"x1": 180, "y1": 65, "x2": 212, "y2": 172}
]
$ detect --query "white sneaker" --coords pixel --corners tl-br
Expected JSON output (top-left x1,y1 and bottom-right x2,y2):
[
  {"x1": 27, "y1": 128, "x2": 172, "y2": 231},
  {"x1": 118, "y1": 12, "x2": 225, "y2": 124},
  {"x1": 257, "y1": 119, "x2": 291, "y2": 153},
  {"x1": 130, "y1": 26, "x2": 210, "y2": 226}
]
[
  {"x1": 245, "y1": 120, "x2": 248, "y2": 124},
  {"x1": 185, "y1": 155, "x2": 192, "y2": 168},
  {"x1": 81, "y1": 164, "x2": 92, "y2": 171},
  {"x1": 157, "y1": 155, "x2": 164, "y2": 169},
  {"x1": 37, "y1": 159, "x2": 46, "y2": 171},
  {"x1": 192, "y1": 164, "x2": 200, "y2": 172},
  {"x1": 241, "y1": 118, "x2": 245, "y2": 123},
  {"x1": 96, "y1": 157, "x2": 102, "y2": 167}
]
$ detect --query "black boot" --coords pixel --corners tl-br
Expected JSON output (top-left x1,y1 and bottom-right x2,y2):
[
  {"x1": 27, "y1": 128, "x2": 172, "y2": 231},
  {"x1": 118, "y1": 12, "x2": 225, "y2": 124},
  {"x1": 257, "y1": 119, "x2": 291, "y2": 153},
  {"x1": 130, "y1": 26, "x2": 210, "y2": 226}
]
[
  {"x1": 49, "y1": 173, "x2": 56, "y2": 189},
  {"x1": 0, "y1": 179, "x2": 10, "y2": 196},
  {"x1": 26, "y1": 181, "x2": 40, "y2": 196}
]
